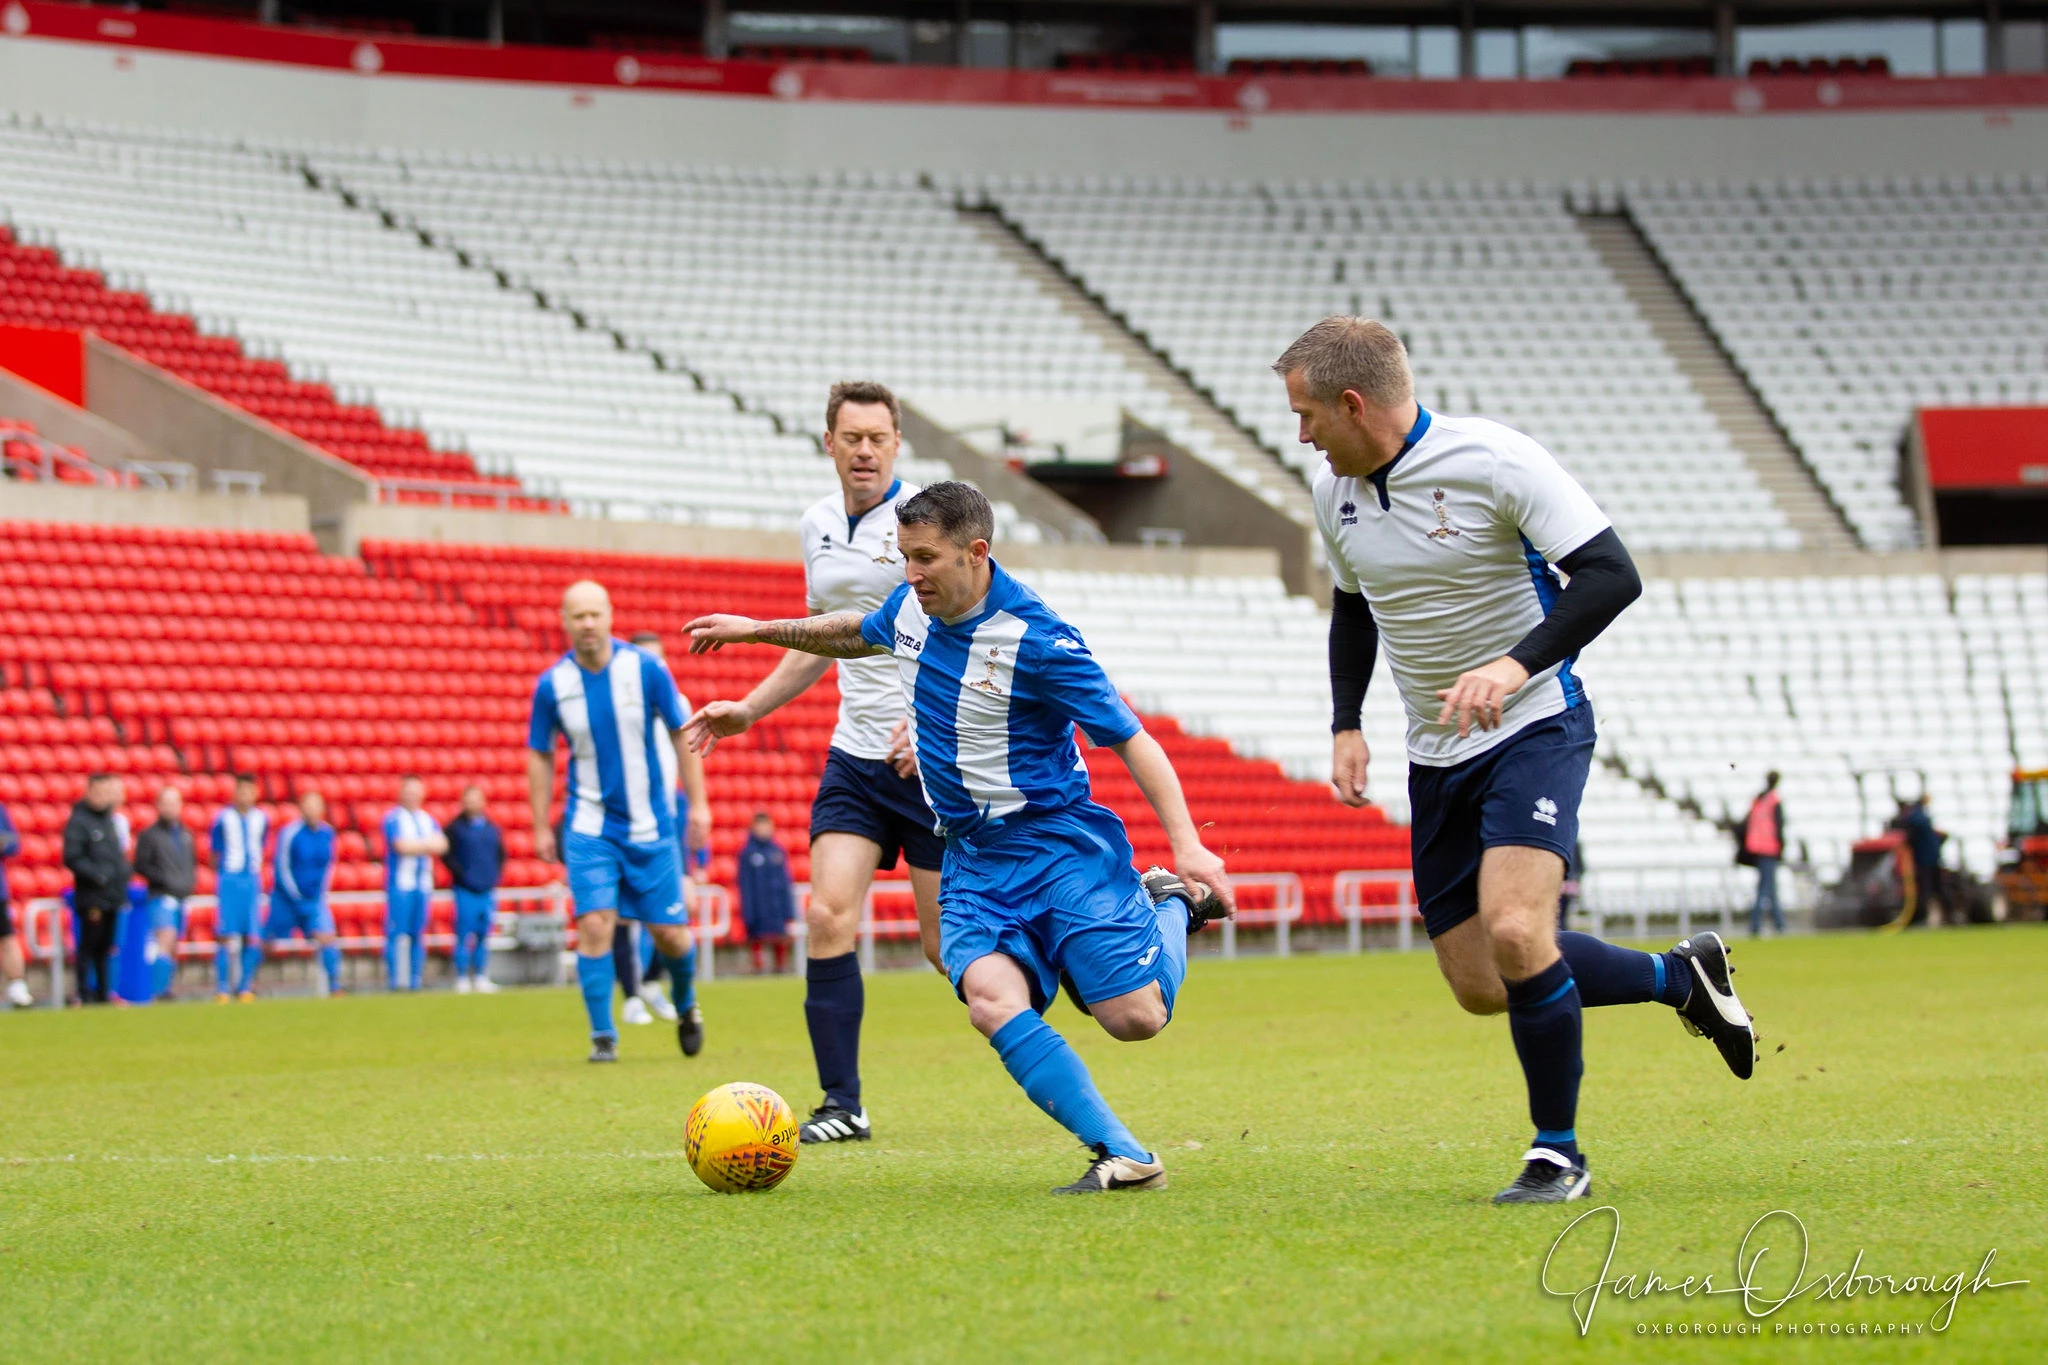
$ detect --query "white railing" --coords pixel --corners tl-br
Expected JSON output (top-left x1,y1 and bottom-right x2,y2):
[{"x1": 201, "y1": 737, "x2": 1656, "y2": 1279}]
[
  {"x1": 1215, "y1": 872, "x2": 1304, "y2": 960},
  {"x1": 14, "y1": 881, "x2": 733, "y2": 1001},
  {"x1": 1333, "y1": 869, "x2": 1423, "y2": 953},
  {"x1": 1573, "y1": 865, "x2": 1816, "y2": 940}
]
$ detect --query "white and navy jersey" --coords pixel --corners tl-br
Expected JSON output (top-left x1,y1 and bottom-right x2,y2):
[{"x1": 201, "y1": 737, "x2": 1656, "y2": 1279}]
[
  {"x1": 210, "y1": 806, "x2": 267, "y2": 878},
  {"x1": 800, "y1": 478, "x2": 919, "y2": 761},
  {"x1": 527, "y1": 640, "x2": 686, "y2": 846},
  {"x1": 859, "y1": 561, "x2": 1142, "y2": 841},
  {"x1": 1313, "y1": 408, "x2": 1611, "y2": 768},
  {"x1": 383, "y1": 806, "x2": 438, "y2": 895}
]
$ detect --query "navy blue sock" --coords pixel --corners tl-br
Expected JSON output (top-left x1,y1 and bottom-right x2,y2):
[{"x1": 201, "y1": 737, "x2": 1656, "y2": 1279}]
[
  {"x1": 805, "y1": 952, "x2": 864, "y2": 1111},
  {"x1": 1505, "y1": 957, "x2": 1583, "y2": 1162},
  {"x1": 1555, "y1": 931, "x2": 1688, "y2": 1008}
]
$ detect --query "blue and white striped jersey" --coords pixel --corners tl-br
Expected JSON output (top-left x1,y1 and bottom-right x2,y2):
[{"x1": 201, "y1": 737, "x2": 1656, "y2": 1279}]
[
  {"x1": 210, "y1": 806, "x2": 268, "y2": 878},
  {"x1": 273, "y1": 819, "x2": 335, "y2": 904},
  {"x1": 383, "y1": 805, "x2": 438, "y2": 895},
  {"x1": 527, "y1": 640, "x2": 686, "y2": 846},
  {"x1": 859, "y1": 561, "x2": 1141, "y2": 842}
]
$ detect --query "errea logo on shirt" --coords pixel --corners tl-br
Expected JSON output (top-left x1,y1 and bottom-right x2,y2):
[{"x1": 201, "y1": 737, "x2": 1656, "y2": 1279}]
[
  {"x1": 1338, "y1": 499, "x2": 1358, "y2": 527},
  {"x1": 1533, "y1": 797, "x2": 1559, "y2": 826}
]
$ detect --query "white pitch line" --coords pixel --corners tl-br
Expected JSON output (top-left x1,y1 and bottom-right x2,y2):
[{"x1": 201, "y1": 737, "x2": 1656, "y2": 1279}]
[{"x1": 2, "y1": 1151, "x2": 691, "y2": 1166}]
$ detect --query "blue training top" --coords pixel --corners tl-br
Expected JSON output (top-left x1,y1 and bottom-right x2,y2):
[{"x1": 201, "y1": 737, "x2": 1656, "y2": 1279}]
[
  {"x1": 273, "y1": 819, "x2": 335, "y2": 904},
  {"x1": 859, "y1": 560, "x2": 1140, "y2": 843}
]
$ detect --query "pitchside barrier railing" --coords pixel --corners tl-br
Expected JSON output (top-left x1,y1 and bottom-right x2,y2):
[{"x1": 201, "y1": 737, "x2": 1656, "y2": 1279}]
[
  {"x1": 1573, "y1": 866, "x2": 1816, "y2": 940},
  {"x1": 15, "y1": 882, "x2": 735, "y2": 1004},
  {"x1": 1333, "y1": 870, "x2": 1425, "y2": 952},
  {"x1": 1215, "y1": 873, "x2": 1303, "y2": 959}
]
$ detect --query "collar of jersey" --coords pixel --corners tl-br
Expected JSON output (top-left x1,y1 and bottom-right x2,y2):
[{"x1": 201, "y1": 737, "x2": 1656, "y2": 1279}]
[
  {"x1": 846, "y1": 478, "x2": 902, "y2": 540},
  {"x1": 1365, "y1": 406, "x2": 1433, "y2": 510},
  {"x1": 933, "y1": 559, "x2": 1013, "y2": 631}
]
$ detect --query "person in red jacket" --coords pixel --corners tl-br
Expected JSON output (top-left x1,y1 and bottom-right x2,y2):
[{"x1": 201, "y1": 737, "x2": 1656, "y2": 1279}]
[{"x1": 1742, "y1": 772, "x2": 1786, "y2": 937}]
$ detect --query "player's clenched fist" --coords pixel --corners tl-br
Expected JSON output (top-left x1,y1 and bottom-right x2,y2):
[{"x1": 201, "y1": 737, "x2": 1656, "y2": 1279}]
[
  {"x1": 682, "y1": 699, "x2": 753, "y2": 755},
  {"x1": 1331, "y1": 729, "x2": 1370, "y2": 807},
  {"x1": 1436, "y1": 656, "x2": 1530, "y2": 738}
]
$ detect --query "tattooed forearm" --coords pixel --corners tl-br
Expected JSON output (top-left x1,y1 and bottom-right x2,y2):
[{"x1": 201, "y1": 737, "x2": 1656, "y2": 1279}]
[{"x1": 755, "y1": 612, "x2": 886, "y2": 659}]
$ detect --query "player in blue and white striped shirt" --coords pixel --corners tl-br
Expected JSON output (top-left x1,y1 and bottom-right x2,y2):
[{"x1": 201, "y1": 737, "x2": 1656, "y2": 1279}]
[
  {"x1": 528, "y1": 580, "x2": 705, "y2": 1064},
  {"x1": 688, "y1": 483, "x2": 1234, "y2": 1194},
  {"x1": 382, "y1": 776, "x2": 447, "y2": 992},
  {"x1": 208, "y1": 774, "x2": 267, "y2": 1001}
]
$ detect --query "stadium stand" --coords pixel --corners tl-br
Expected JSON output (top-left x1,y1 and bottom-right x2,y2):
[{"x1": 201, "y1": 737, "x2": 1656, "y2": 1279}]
[
  {"x1": 298, "y1": 145, "x2": 1276, "y2": 510},
  {"x1": 1584, "y1": 571, "x2": 2042, "y2": 879},
  {"x1": 0, "y1": 177, "x2": 527, "y2": 506},
  {"x1": 1628, "y1": 176, "x2": 2048, "y2": 550},
  {"x1": 0, "y1": 521, "x2": 1416, "y2": 951},
  {"x1": 0, "y1": 117, "x2": 879, "y2": 524},
  {"x1": 976, "y1": 176, "x2": 1801, "y2": 553}
]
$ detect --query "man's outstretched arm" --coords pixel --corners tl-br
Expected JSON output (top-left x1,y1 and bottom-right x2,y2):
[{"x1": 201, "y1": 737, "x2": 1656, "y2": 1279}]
[
  {"x1": 685, "y1": 611, "x2": 887, "y2": 659},
  {"x1": 1109, "y1": 730, "x2": 1235, "y2": 914}
]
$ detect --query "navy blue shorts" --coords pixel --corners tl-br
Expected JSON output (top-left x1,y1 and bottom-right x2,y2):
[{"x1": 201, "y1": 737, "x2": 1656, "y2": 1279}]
[
  {"x1": 1408, "y1": 703, "x2": 1595, "y2": 940},
  {"x1": 809, "y1": 748, "x2": 944, "y2": 873}
]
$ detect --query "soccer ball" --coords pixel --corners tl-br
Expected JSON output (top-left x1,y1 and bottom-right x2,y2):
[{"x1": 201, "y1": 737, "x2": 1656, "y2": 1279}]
[{"x1": 685, "y1": 1082, "x2": 800, "y2": 1193}]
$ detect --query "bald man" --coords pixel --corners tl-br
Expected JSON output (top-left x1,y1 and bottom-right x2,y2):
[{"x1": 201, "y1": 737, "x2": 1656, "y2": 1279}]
[{"x1": 527, "y1": 581, "x2": 706, "y2": 1062}]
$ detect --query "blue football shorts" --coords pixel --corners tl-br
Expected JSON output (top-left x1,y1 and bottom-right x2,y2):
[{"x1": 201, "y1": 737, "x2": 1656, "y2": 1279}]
[
  {"x1": 147, "y1": 894, "x2": 186, "y2": 937},
  {"x1": 1407, "y1": 702, "x2": 1596, "y2": 939},
  {"x1": 938, "y1": 801, "x2": 1174, "y2": 1018},
  {"x1": 384, "y1": 886, "x2": 428, "y2": 939},
  {"x1": 564, "y1": 829, "x2": 687, "y2": 926},
  {"x1": 452, "y1": 887, "x2": 495, "y2": 937},
  {"x1": 214, "y1": 874, "x2": 261, "y2": 940},
  {"x1": 265, "y1": 892, "x2": 334, "y2": 940}
]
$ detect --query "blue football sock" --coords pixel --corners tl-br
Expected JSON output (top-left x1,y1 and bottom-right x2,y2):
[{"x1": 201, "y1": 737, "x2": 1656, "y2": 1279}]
[
  {"x1": 1505, "y1": 958, "x2": 1583, "y2": 1162},
  {"x1": 215, "y1": 942, "x2": 233, "y2": 994},
  {"x1": 661, "y1": 945, "x2": 696, "y2": 1012},
  {"x1": 989, "y1": 1012, "x2": 1148, "y2": 1161},
  {"x1": 320, "y1": 944, "x2": 342, "y2": 993},
  {"x1": 1151, "y1": 894, "x2": 1189, "y2": 1018},
  {"x1": 804, "y1": 952, "x2": 863, "y2": 1110},
  {"x1": 152, "y1": 953, "x2": 175, "y2": 1000},
  {"x1": 577, "y1": 952, "x2": 616, "y2": 1038},
  {"x1": 384, "y1": 930, "x2": 403, "y2": 990},
  {"x1": 409, "y1": 933, "x2": 425, "y2": 992},
  {"x1": 451, "y1": 938, "x2": 470, "y2": 979},
  {"x1": 237, "y1": 943, "x2": 263, "y2": 994}
]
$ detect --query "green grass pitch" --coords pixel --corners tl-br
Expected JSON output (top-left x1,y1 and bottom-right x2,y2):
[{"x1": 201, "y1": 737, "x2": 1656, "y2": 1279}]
[{"x1": 3, "y1": 928, "x2": 2042, "y2": 1363}]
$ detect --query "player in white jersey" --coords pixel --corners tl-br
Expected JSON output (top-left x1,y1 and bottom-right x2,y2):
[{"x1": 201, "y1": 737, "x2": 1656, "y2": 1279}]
[
  {"x1": 686, "y1": 381, "x2": 942, "y2": 1146},
  {"x1": 1276, "y1": 317, "x2": 1759, "y2": 1205}
]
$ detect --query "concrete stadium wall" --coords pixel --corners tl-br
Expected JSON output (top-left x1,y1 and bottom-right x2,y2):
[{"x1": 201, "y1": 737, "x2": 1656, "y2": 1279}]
[
  {"x1": 83, "y1": 339, "x2": 375, "y2": 535},
  {"x1": 342, "y1": 500, "x2": 1281, "y2": 580},
  {"x1": 1, "y1": 479, "x2": 310, "y2": 532},
  {"x1": 0, "y1": 35, "x2": 2044, "y2": 182},
  {"x1": 1, "y1": 366, "x2": 173, "y2": 470}
]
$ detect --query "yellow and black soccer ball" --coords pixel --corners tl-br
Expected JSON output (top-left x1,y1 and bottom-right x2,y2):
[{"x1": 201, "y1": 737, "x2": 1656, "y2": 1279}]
[{"x1": 685, "y1": 1082, "x2": 800, "y2": 1193}]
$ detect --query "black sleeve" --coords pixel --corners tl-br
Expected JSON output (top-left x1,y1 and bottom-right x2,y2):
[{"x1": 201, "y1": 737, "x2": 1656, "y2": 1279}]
[
  {"x1": 1329, "y1": 588, "x2": 1378, "y2": 734},
  {"x1": 1504, "y1": 528, "x2": 1642, "y2": 678}
]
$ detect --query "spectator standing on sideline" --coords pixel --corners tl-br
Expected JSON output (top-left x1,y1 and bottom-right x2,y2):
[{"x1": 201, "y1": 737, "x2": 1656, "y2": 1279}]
[
  {"x1": 209, "y1": 774, "x2": 268, "y2": 1002},
  {"x1": 443, "y1": 784, "x2": 503, "y2": 995},
  {"x1": 382, "y1": 776, "x2": 447, "y2": 991},
  {"x1": 1899, "y1": 795, "x2": 1948, "y2": 928},
  {"x1": 134, "y1": 786, "x2": 197, "y2": 999},
  {"x1": 62, "y1": 773, "x2": 130, "y2": 1005},
  {"x1": 0, "y1": 799, "x2": 29, "y2": 1007},
  {"x1": 1740, "y1": 772, "x2": 1787, "y2": 937},
  {"x1": 739, "y1": 811, "x2": 796, "y2": 974}
]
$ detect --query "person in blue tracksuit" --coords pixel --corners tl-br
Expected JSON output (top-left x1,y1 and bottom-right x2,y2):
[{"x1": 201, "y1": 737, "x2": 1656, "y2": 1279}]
[
  {"x1": 264, "y1": 790, "x2": 342, "y2": 996},
  {"x1": 443, "y1": 784, "x2": 503, "y2": 995},
  {"x1": 208, "y1": 774, "x2": 268, "y2": 1002},
  {"x1": 739, "y1": 811, "x2": 797, "y2": 974}
]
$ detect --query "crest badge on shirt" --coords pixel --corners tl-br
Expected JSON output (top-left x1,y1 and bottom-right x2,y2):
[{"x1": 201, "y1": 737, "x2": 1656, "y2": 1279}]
[
  {"x1": 1427, "y1": 488, "x2": 1462, "y2": 540},
  {"x1": 966, "y1": 646, "x2": 1006, "y2": 696},
  {"x1": 873, "y1": 532, "x2": 899, "y2": 566}
]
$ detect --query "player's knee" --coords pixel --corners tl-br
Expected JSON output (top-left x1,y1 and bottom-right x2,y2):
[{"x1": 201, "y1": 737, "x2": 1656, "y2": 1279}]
[
  {"x1": 966, "y1": 992, "x2": 1024, "y2": 1039},
  {"x1": 1483, "y1": 906, "x2": 1549, "y2": 964}
]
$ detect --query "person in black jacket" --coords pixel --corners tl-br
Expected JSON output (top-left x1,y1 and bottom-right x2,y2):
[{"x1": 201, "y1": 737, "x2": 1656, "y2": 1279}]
[
  {"x1": 133, "y1": 786, "x2": 197, "y2": 1001},
  {"x1": 739, "y1": 812, "x2": 797, "y2": 974},
  {"x1": 62, "y1": 773, "x2": 131, "y2": 1005}
]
